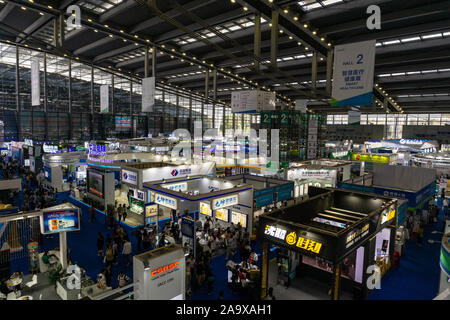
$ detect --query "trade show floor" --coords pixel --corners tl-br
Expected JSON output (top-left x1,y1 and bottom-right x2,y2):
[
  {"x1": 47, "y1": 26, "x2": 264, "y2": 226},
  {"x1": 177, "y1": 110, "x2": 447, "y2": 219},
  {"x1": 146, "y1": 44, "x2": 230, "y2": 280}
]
[
  {"x1": 368, "y1": 199, "x2": 445, "y2": 300},
  {"x1": 267, "y1": 260, "x2": 353, "y2": 300}
]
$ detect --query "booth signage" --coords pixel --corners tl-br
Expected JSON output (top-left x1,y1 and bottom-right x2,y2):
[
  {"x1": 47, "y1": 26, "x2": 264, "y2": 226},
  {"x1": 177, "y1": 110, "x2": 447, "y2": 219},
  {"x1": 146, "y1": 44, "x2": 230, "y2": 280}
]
[
  {"x1": 40, "y1": 209, "x2": 80, "y2": 234},
  {"x1": 264, "y1": 224, "x2": 323, "y2": 254},
  {"x1": 255, "y1": 193, "x2": 274, "y2": 208},
  {"x1": 151, "y1": 261, "x2": 180, "y2": 278},
  {"x1": 24, "y1": 139, "x2": 33, "y2": 147},
  {"x1": 199, "y1": 201, "x2": 212, "y2": 216},
  {"x1": 287, "y1": 169, "x2": 335, "y2": 180},
  {"x1": 155, "y1": 193, "x2": 177, "y2": 210},
  {"x1": 43, "y1": 144, "x2": 58, "y2": 153},
  {"x1": 344, "y1": 223, "x2": 370, "y2": 249},
  {"x1": 215, "y1": 208, "x2": 228, "y2": 222},
  {"x1": 212, "y1": 194, "x2": 239, "y2": 210},
  {"x1": 381, "y1": 209, "x2": 396, "y2": 225},
  {"x1": 351, "y1": 153, "x2": 390, "y2": 164},
  {"x1": 181, "y1": 217, "x2": 195, "y2": 238},
  {"x1": 89, "y1": 144, "x2": 107, "y2": 156},
  {"x1": 164, "y1": 182, "x2": 188, "y2": 192},
  {"x1": 122, "y1": 170, "x2": 138, "y2": 185}
]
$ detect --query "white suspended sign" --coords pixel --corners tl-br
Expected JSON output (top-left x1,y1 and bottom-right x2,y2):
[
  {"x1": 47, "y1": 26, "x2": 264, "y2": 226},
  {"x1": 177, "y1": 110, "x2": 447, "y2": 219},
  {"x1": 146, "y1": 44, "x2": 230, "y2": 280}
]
[
  {"x1": 100, "y1": 85, "x2": 109, "y2": 113},
  {"x1": 332, "y1": 40, "x2": 376, "y2": 106},
  {"x1": 154, "y1": 193, "x2": 177, "y2": 210},
  {"x1": 295, "y1": 99, "x2": 308, "y2": 113},
  {"x1": 31, "y1": 59, "x2": 40, "y2": 106},
  {"x1": 142, "y1": 77, "x2": 155, "y2": 112},
  {"x1": 348, "y1": 109, "x2": 361, "y2": 125},
  {"x1": 121, "y1": 169, "x2": 138, "y2": 185},
  {"x1": 231, "y1": 90, "x2": 275, "y2": 113},
  {"x1": 212, "y1": 194, "x2": 239, "y2": 210}
]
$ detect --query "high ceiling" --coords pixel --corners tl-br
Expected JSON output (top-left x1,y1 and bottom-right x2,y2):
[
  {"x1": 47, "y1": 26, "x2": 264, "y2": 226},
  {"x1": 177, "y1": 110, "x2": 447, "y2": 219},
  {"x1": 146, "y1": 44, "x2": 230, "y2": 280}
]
[{"x1": 0, "y1": 0, "x2": 450, "y2": 114}]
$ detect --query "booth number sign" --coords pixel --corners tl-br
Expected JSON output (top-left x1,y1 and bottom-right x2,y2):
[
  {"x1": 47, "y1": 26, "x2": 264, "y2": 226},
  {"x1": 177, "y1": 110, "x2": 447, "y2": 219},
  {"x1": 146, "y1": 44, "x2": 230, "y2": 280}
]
[{"x1": 264, "y1": 225, "x2": 323, "y2": 254}]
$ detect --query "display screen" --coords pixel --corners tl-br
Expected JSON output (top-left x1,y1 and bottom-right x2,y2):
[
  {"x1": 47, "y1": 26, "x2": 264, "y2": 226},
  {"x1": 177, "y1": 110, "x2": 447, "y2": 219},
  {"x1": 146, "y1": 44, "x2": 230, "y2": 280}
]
[
  {"x1": 215, "y1": 209, "x2": 228, "y2": 222},
  {"x1": 40, "y1": 209, "x2": 80, "y2": 234},
  {"x1": 87, "y1": 170, "x2": 104, "y2": 198},
  {"x1": 130, "y1": 197, "x2": 144, "y2": 215},
  {"x1": 200, "y1": 201, "x2": 212, "y2": 216},
  {"x1": 231, "y1": 211, "x2": 247, "y2": 228},
  {"x1": 145, "y1": 204, "x2": 158, "y2": 218},
  {"x1": 115, "y1": 116, "x2": 131, "y2": 131},
  {"x1": 44, "y1": 166, "x2": 51, "y2": 181}
]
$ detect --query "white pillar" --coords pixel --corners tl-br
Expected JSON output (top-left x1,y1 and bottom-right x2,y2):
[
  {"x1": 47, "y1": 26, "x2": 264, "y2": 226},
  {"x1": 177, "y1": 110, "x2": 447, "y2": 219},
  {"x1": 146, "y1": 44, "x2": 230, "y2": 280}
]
[{"x1": 59, "y1": 231, "x2": 68, "y2": 268}]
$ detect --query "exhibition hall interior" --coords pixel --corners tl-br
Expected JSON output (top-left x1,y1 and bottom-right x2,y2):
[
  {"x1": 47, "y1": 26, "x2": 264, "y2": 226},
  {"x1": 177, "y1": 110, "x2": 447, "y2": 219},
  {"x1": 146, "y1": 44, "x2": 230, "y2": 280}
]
[{"x1": 0, "y1": 0, "x2": 449, "y2": 302}]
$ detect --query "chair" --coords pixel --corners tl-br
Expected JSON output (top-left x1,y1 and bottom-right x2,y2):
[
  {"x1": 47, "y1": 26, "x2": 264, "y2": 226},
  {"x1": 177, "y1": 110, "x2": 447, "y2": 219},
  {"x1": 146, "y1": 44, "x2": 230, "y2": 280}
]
[{"x1": 25, "y1": 274, "x2": 38, "y2": 288}]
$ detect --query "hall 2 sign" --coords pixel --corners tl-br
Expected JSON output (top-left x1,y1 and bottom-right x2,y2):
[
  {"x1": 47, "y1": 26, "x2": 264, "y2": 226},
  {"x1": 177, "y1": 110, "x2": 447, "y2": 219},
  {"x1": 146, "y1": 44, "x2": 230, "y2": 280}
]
[{"x1": 212, "y1": 194, "x2": 238, "y2": 210}]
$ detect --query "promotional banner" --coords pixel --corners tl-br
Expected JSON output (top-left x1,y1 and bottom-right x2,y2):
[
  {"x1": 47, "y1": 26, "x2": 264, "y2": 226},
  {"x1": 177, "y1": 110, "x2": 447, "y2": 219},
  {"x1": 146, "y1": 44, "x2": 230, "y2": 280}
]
[
  {"x1": 122, "y1": 169, "x2": 138, "y2": 185},
  {"x1": 332, "y1": 40, "x2": 376, "y2": 106},
  {"x1": 307, "y1": 120, "x2": 318, "y2": 159},
  {"x1": 40, "y1": 209, "x2": 80, "y2": 234},
  {"x1": 154, "y1": 193, "x2": 177, "y2": 210},
  {"x1": 31, "y1": 59, "x2": 40, "y2": 106},
  {"x1": 231, "y1": 90, "x2": 275, "y2": 113},
  {"x1": 100, "y1": 85, "x2": 109, "y2": 113},
  {"x1": 295, "y1": 99, "x2": 308, "y2": 113},
  {"x1": 142, "y1": 77, "x2": 155, "y2": 112},
  {"x1": 115, "y1": 116, "x2": 131, "y2": 131},
  {"x1": 212, "y1": 194, "x2": 239, "y2": 210},
  {"x1": 348, "y1": 109, "x2": 361, "y2": 125}
]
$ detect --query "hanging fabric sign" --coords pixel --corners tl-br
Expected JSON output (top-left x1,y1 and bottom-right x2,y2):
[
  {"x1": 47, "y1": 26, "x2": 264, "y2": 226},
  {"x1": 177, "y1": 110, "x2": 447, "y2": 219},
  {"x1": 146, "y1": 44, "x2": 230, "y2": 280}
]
[
  {"x1": 100, "y1": 85, "x2": 109, "y2": 113},
  {"x1": 142, "y1": 77, "x2": 155, "y2": 112},
  {"x1": 31, "y1": 59, "x2": 40, "y2": 106},
  {"x1": 332, "y1": 40, "x2": 376, "y2": 106}
]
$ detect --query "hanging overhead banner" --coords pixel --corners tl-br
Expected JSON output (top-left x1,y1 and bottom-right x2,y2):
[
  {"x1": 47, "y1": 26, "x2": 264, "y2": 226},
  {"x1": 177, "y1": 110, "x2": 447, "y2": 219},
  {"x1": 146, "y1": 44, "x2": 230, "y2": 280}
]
[
  {"x1": 31, "y1": 59, "x2": 40, "y2": 106},
  {"x1": 100, "y1": 85, "x2": 109, "y2": 113},
  {"x1": 332, "y1": 40, "x2": 376, "y2": 106},
  {"x1": 348, "y1": 109, "x2": 361, "y2": 125},
  {"x1": 142, "y1": 77, "x2": 155, "y2": 112},
  {"x1": 295, "y1": 99, "x2": 308, "y2": 113},
  {"x1": 231, "y1": 90, "x2": 275, "y2": 113}
]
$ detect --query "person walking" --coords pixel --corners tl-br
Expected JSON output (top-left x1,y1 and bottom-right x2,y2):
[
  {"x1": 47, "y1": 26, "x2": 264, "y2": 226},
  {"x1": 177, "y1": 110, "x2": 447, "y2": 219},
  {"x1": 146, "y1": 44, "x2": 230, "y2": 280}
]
[
  {"x1": 117, "y1": 204, "x2": 123, "y2": 223},
  {"x1": 122, "y1": 204, "x2": 128, "y2": 222},
  {"x1": 444, "y1": 198, "x2": 449, "y2": 217},
  {"x1": 104, "y1": 264, "x2": 113, "y2": 288},
  {"x1": 122, "y1": 236, "x2": 132, "y2": 267},
  {"x1": 186, "y1": 261, "x2": 192, "y2": 297},
  {"x1": 224, "y1": 234, "x2": 233, "y2": 261},
  {"x1": 97, "y1": 232, "x2": 104, "y2": 256},
  {"x1": 104, "y1": 244, "x2": 115, "y2": 267},
  {"x1": 195, "y1": 258, "x2": 205, "y2": 290},
  {"x1": 117, "y1": 270, "x2": 131, "y2": 289}
]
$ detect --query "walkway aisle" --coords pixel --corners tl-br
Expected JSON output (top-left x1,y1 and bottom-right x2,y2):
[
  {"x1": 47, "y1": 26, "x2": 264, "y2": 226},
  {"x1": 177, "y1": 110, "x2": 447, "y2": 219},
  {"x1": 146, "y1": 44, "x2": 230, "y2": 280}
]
[{"x1": 368, "y1": 202, "x2": 445, "y2": 300}]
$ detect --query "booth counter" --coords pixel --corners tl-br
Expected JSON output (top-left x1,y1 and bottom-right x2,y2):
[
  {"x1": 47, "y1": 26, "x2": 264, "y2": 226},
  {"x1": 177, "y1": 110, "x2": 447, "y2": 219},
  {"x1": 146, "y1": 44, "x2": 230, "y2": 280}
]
[
  {"x1": 259, "y1": 187, "x2": 398, "y2": 300},
  {"x1": 43, "y1": 151, "x2": 87, "y2": 192}
]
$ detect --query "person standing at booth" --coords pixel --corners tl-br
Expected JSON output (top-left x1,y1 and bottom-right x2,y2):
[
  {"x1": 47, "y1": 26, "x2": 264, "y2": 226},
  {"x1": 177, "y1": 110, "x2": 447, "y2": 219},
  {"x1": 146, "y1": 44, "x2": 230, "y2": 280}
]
[{"x1": 443, "y1": 198, "x2": 449, "y2": 217}]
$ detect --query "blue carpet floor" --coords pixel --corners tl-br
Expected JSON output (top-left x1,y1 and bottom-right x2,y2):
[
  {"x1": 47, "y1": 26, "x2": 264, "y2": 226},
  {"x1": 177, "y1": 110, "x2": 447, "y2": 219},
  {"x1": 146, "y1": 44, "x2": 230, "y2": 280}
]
[{"x1": 367, "y1": 198, "x2": 444, "y2": 300}]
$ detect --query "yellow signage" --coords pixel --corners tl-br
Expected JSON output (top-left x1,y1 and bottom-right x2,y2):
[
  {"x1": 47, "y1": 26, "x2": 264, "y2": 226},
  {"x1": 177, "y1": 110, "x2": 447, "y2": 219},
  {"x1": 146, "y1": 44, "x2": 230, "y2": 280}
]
[
  {"x1": 215, "y1": 208, "x2": 228, "y2": 222},
  {"x1": 264, "y1": 225, "x2": 323, "y2": 254},
  {"x1": 199, "y1": 202, "x2": 212, "y2": 216},
  {"x1": 351, "y1": 153, "x2": 390, "y2": 164}
]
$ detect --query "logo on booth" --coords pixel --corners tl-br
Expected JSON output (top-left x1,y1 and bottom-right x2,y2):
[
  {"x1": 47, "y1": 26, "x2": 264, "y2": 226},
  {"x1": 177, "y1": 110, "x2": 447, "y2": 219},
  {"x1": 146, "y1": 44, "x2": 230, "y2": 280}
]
[
  {"x1": 171, "y1": 169, "x2": 179, "y2": 177},
  {"x1": 123, "y1": 172, "x2": 128, "y2": 180},
  {"x1": 151, "y1": 261, "x2": 180, "y2": 278}
]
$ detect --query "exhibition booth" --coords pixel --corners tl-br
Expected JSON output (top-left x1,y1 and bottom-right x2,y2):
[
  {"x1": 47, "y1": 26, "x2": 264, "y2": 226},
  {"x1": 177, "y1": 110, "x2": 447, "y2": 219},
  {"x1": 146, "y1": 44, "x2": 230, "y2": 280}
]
[
  {"x1": 411, "y1": 152, "x2": 450, "y2": 177},
  {"x1": 223, "y1": 174, "x2": 294, "y2": 225},
  {"x1": 133, "y1": 244, "x2": 185, "y2": 300},
  {"x1": 21, "y1": 139, "x2": 43, "y2": 173},
  {"x1": 43, "y1": 151, "x2": 87, "y2": 192},
  {"x1": 121, "y1": 162, "x2": 216, "y2": 226},
  {"x1": 284, "y1": 159, "x2": 352, "y2": 198},
  {"x1": 144, "y1": 176, "x2": 253, "y2": 257},
  {"x1": 339, "y1": 163, "x2": 436, "y2": 216},
  {"x1": 259, "y1": 187, "x2": 398, "y2": 300}
]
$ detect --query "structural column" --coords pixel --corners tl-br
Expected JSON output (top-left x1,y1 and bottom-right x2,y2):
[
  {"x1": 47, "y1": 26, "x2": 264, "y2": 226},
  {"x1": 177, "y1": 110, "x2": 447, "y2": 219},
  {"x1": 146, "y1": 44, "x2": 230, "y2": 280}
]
[
  {"x1": 254, "y1": 13, "x2": 261, "y2": 72},
  {"x1": 130, "y1": 80, "x2": 134, "y2": 138},
  {"x1": 312, "y1": 51, "x2": 318, "y2": 97},
  {"x1": 15, "y1": 45, "x2": 21, "y2": 141},
  {"x1": 189, "y1": 96, "x2": 192, "y2": 132},
  {"x1": 332, "y1": 263, "x2": 341, "y2": 300},
  {"x1": 212, "y1": 69, "x2": 217, "y2": 128},
  {"x1": 270, "y1": 10, "x2": 279, "y2": 69},
  {"x1": 43, "y1": 52, "x2": 48, "y2": 140},
  {"x1": 90, "y1": 65, "x2": 94, "y2": 140},
  {"x1": 260, "y1": 240, "x2": 269, "y2": 299},
  {"x1": 68, "y1": 59, "x2": 73, "y2": 140},
  {"x1": 326, "y1": 49, "x2": 334, "y2": 96}
]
